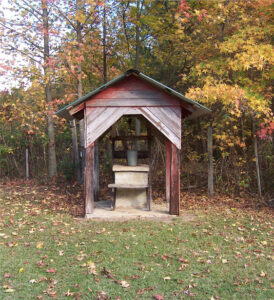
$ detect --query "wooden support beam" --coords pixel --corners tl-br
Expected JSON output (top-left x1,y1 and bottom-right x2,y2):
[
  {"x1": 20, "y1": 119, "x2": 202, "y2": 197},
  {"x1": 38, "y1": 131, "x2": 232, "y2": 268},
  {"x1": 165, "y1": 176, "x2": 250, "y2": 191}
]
[
  {"x1": 165, "y1": 139, "x2": 171, "y2": 203},
  {"x1": 94, "y1": 140, "x2": 99, "y2": 202},
  {"x1": 113, "y1": 150, "x2": 149, "y2": 159},
  {"x1": 84, "y1": 143, "x2": 94, "y2": 216},
  {"x1": 169, "y1": 143, "x2": 180, "y2": 215},
  {"x1": 147, "y1": 126, "x2": 153, "y2": 206},
  {"x1": 112, "y1": 136, "x2": 149, "y2": 141}
]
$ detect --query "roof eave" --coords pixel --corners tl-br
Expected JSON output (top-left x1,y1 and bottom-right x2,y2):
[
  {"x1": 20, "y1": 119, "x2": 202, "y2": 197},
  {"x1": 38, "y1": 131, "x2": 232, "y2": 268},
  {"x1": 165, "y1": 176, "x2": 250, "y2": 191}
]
[{"x1": 55, "y1": 69, "x2": 211, "y2": 120}]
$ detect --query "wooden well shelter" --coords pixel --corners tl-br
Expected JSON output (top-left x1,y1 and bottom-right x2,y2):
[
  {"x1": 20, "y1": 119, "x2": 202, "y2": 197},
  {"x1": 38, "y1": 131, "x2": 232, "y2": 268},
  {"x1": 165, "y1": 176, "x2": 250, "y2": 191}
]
[{"x1": 56, "y1": 69, "x2": 210, "y2": 217}]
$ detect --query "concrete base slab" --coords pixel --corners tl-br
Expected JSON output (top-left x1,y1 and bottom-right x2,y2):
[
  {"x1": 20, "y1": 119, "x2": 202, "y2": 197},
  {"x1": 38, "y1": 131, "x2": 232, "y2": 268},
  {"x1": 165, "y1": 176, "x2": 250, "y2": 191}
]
[{"x1": 84, "y1": 200, "x2": 198, "y2": 222}]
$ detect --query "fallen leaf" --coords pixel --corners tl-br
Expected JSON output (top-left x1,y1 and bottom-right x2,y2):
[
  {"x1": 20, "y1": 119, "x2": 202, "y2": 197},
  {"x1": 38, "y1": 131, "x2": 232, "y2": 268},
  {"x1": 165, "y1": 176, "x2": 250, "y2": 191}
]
[
  {"x1": 101, "y1": 267, "x2": 115, "y2": 279},
  {"x1": 163, "y1": 276, "x2": 171, "y2": 281},
  {"x1": 19, "y1": 267, "x2": 24, "y2": 273},
  {"x1": 29, "y1": 279, "x2": 37, "y2": 284},
  {"x1": 36, "y1": 242, "x2": 44, "y2": 249},
  {"x1": 87, "y1": 261, "x2": 97, "y2": 275},
  {"x1": 154, "y1": 295, "x2": 164, "y2": 300},
  {"x1": 64, "y1": 289, "x2": 74, "y2": 296},
  {"x1": 260, "y1": 271, "x2": 266, "y2": 277},
  {"x1": 119, "y1": 280, "x2": 130, "y2": 288},
  {"x1": 96, "y1": 228, "x2": 106, "y2": 234},
  {"x1": 46, "y1": 267, "x2": 55, "y2": 273},
  {"x1": 222, "y1": 259, "x2": 228, "y2": 264}
]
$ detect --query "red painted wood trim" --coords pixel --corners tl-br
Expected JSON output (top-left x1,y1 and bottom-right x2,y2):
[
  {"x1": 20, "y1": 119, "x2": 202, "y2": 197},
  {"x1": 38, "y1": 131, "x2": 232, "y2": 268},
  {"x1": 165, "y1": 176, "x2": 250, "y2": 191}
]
[
  {"x1": 169, "y1": 143, "x2": 180, "y2": 215},
  {"x1": 69, "y1": 102, "x2": 85, "y2": 116},
  {"x1": 86, "y1": 104, "x2": 182, "y2": 108},
  {"x1": 84, "y1": 143, "x2": 94, "y2": 215},
  {"x1": 165, "y1": 139, "x2": 171, "y2": 203}
]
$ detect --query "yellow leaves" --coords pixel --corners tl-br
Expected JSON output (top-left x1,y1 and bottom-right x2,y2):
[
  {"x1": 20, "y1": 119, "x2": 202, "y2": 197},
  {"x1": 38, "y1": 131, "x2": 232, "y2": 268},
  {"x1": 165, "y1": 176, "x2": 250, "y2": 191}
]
[
  {"x1": 75, "y1": 11, "x2": 86, "y2": 24},
  {"x1": 36, "y1": 242, "x2": 43, "y2": 249},
  {"x1": 4, "y1": 287, "x2": 15, "y2": 293},
  {"x1": 18, "y1": 267, "x2": 24, "y2": 273},
  {"x1": 260, "y1": 271, "x2": 267, "y2": 277},
  {"x1": 87, "y1": 260, "x2": 97, "y2": 275}
]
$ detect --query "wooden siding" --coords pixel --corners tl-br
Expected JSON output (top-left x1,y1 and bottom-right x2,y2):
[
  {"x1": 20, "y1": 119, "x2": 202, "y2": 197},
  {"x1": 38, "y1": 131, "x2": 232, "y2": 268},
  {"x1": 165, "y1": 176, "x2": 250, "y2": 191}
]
[
  {"x1": 85, "y1": 76, "x2": 193, "y2": 113},
  {"x1": 85, "y1": 106, "x2": 181, "y2": 149}
]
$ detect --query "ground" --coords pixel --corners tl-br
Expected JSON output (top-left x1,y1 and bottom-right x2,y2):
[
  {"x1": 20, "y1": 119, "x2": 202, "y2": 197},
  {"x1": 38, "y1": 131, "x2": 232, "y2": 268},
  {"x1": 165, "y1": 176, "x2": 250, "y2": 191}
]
[{"x1": 0, "y1": 180, "x2": 273, "y2": 299}]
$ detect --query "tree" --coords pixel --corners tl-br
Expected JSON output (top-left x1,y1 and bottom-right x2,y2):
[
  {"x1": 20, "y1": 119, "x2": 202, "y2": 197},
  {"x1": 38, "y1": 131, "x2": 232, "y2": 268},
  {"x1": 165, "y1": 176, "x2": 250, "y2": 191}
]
[
  {"x1": 55, "y1": 0, "x2": 101, "y2": 181},
  {"x1": 0, "y1": 0, "x2": 60, "y2": 177}
]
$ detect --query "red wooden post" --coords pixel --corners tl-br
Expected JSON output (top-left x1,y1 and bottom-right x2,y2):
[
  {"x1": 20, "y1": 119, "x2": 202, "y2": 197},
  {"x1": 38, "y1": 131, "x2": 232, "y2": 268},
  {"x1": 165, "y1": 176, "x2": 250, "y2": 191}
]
[
  {"x1": 169, "y1": 143, "x2": 180, "y2": 215},
  {"x1": 84, "y1": 143, "x2": 95, "y2": 216},
  {"x1": 165, "y1": 139, "x2": 171, "y2": 203}
]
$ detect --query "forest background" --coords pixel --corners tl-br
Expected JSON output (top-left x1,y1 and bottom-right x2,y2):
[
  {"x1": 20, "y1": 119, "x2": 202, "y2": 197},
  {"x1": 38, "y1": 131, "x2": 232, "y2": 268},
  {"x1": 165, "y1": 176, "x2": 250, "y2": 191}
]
[{"x1": 0, "y1": 0, "x2": 273, "y2": 203}]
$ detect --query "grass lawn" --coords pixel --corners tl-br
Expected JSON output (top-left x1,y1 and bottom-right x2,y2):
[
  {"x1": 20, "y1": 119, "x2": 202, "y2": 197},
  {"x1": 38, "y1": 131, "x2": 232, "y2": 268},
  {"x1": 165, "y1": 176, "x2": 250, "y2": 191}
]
[{"x1": 0, "y1": 181, "x2": 273, "y2": 299}]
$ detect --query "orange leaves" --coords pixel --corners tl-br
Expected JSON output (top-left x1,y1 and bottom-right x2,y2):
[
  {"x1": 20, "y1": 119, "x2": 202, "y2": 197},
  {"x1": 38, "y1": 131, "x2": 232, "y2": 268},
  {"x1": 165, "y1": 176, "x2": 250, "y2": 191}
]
[
  {"x1": 46, "y1": 267, "x2": 55, "y2": 273},
  {"x1": 257, "y1": 121, "x2": 274, "y2": 140}
]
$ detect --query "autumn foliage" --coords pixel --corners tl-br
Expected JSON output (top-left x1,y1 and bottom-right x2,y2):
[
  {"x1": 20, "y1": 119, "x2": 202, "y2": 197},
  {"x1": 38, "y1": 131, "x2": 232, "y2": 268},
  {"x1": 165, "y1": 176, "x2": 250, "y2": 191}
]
[{"x1": 0, "y1": 0, "x2": 273, "y2": 199}]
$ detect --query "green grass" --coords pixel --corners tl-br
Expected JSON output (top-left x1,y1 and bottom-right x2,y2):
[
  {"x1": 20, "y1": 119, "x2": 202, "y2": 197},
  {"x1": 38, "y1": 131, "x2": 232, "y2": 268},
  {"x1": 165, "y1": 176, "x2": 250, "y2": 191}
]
[{"x1": 0, "y1": 185, "x2": 273, "y2": 299}]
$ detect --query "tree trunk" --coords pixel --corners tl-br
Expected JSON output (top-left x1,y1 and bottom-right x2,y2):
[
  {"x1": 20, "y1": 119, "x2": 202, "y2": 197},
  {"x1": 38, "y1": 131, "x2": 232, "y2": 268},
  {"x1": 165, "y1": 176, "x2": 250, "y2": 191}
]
[
  {"x1": 25, "y1": 147, "x2": 30, "y2": 180},
  {"x1": 70, "y1": 119, "x2": 81, "y2": 181},
  {"x1": 134, "y1": 0, "x2": 141, "y2": 149},
  {"x1": 207, "y1": 126, "x2": 214, "y2": 197},
  {"x1": 254, "y1": 135, "x2": 262, "y2": 197},
  {"x1": 103, "y1": 1, "x2": 107, "y2": 83},
  {"x1": 135, "y1": 118, "x2": 141, "y2": 150},
  {"x1": 135, "y1": 0, "x2": 140, "y2": 69},
  {"x1": 252, "y1": 120, "x2": 262, "y2": 196},
  {"x1": 42, "y1": 0, "x2": 57, "y2": 177},
  {"x1": 76, "y1": 0, "x2": 85, "y2": 182},
  {"x1": 94, "y1": 140, "x2": 99, "y2": 201}
]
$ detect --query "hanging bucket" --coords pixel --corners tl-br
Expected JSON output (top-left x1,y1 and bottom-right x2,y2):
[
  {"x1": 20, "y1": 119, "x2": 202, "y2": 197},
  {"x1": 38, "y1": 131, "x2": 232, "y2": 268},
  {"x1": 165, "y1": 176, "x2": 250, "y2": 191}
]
[{"x1": 127, "y1": 150, "x2": 138, "y2": 166}]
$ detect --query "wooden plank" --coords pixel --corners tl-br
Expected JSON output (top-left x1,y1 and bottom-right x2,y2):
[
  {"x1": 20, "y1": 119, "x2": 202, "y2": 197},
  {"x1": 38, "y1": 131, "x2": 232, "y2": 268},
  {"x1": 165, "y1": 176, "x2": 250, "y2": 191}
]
[
  {"x1": 90, "y1": 90, "x2": 172, "y2": 99},
  {"x1": 147, "y1": 126, "x2": 153, "y2": 205},
  {"x1": 108, "y1": 183, "x2": 148, "y2": 188},
  {"x1": 86, "y1": 99, "x2": 181, "y2": 107},
  {"x1": 169, "y1": 143, "x2": 180, "y2": 215},
  {"x1": 139, "y1": 107, "x2": 181, "y2": 149},
  {"x1": 85, "y1": 106, "x2": 181, "y2": 150},
  {"x1": 112, "y1": 136, "x2": 149, "y2": 141},
  {"x1": 113, "y1": 150, "x2": 149, "y2": 159},
  {"x1": 146, "y1": 106, "x2": 181, "y2": 141},
  {"x1": 69, "y1": 102, "x2": 85, "y2": 116},
  {"x1": 84, "y1": 143, "x2": 94, "y2": 216},
  {"x1": 86, "y1": 107, "x2": 127, "y2": 147},
  {"x1": 165, "y1": 139, "x2": 171, "y2": 203},
  {"x1": 85, "y1": 75, "x2": 193, "y2": 112}
]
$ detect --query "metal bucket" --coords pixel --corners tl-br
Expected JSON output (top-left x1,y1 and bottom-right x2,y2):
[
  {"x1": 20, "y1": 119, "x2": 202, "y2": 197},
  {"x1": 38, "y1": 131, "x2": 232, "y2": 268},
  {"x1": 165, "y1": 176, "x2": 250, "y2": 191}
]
[{"x1": 127, "y1": 150, "x2": 138, "y2": 166}]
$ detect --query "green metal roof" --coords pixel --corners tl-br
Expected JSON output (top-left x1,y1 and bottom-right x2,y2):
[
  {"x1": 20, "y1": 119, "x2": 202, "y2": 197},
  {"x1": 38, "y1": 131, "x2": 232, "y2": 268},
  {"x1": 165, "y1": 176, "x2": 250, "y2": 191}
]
[{"x1": 55, "y1": 69, "x2": 211, "y2": 120}]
